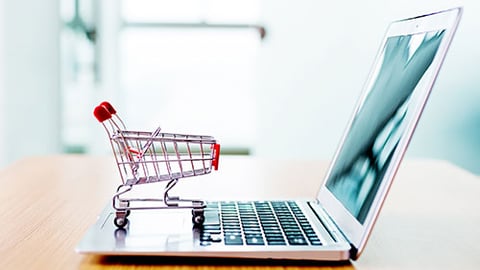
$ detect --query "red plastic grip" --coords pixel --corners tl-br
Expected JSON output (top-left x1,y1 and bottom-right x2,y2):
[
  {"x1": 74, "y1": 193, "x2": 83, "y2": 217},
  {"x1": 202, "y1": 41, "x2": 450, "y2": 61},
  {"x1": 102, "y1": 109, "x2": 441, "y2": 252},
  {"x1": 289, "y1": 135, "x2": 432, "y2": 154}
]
[
  {"x1": 93, "y1": 105, "x2": 112, "y2": 122},
  {"x1": 100, "y1": 101, "x2": 117, "y2": 114},
  {"x1": 212, "y1": 144, "x2": 220, "y2": 170}
]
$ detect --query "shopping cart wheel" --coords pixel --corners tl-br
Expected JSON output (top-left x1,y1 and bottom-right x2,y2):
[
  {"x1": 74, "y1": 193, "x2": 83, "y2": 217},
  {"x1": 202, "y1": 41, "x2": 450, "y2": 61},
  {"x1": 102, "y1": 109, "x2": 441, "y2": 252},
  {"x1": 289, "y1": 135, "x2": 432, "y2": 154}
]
[
  {"x1": 114, "y1": 216, "x2": 128, "y2": 228},
  {"x1": 192, "y1": 215, "x2": 205, "y2": 225},
  {"x1": 192, "y1": 209, "x2": 205, "y2": 226}
]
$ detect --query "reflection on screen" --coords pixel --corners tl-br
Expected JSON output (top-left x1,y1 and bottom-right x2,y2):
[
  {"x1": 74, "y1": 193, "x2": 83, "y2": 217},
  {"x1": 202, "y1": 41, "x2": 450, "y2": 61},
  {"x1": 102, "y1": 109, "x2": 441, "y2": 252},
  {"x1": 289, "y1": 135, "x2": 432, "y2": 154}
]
[{"x1": 326, "y1": 30, "x2": 445, "y2": 224}]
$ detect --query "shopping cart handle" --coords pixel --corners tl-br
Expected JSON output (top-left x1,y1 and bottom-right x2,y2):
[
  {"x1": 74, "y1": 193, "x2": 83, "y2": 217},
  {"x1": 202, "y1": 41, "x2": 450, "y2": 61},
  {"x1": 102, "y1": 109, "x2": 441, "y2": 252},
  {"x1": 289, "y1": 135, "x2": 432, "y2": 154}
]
[
  {"x1": 94, "y1": 105, "x2": 112, "y2": 122},
  {"x1": 100, "y1": 101, "x2": 117, "y2": 115},
  {"x1": 212, "y1": 144, "x2": 220, "y2": 170}
]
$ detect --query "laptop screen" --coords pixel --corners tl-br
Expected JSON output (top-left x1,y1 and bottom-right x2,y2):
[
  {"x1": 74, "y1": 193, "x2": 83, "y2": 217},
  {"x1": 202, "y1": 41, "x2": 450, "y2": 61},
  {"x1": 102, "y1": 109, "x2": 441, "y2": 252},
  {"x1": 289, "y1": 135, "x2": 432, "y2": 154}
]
[{"x1": 325, "y1": 30, "x2": 446, "y2": 224}]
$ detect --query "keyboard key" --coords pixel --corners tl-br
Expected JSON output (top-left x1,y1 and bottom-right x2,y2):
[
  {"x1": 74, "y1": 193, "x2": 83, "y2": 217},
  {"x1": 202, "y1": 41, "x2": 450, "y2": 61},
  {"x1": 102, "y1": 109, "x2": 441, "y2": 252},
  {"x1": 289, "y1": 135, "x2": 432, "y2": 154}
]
[
  {"x1": 203, "y1": 210, "x2": 220, "y2": 226},
  {"x1": 204, "y1": 229, "x2": 221, "y2": 235},
  {"x1": 267, "y1": 240, "x2": 287, "y2": 245},
  {"x1": 200, "y1": 233, "x2": 211, "y2": 241},
  {"x1": 246, "y1": 237, "x2": 264, "y2": 245},
  {"x1": 210, "y1": 235, "x2": 222, "y2": 243},
  {"x1": 310, "y1": 240, "x2": 323, "y2": 245},
  {"x1": 203, "y1": 225, "x2": 221, "y2": 231},
  {"x1": 266, "y1": 236, "x2": 285, "y2": 242},
  {"x1": 225, "y1": 234, "x2": 243, "y2": 245},
  {"x1": 288, "y1": 237, "x2": 308, "y2": 245}
]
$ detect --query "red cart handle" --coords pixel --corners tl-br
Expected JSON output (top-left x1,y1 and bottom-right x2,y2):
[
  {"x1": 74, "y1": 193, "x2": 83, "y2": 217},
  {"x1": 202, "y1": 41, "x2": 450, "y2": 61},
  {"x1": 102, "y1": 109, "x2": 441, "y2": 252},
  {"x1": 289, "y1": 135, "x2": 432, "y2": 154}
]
[
  {"x1": 94, "y1": 105, "x2": 112, "y2": 122},
  {"x1": 94, "y1": 101, "x2": 119, "y2": 123},
  {"x1": 211, "y1": 144, "x2": 220, "y2": 170},
  {"x1": 100, "y1": 101, "x2": 117, "y2": 115}
]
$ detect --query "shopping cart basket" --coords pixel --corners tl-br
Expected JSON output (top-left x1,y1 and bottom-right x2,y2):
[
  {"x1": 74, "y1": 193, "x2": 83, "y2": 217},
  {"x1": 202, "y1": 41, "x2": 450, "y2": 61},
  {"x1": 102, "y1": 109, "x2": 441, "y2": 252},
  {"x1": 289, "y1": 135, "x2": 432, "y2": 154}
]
[{"x1": 93, "y1": 101, "x2": 220, "y2": 228}]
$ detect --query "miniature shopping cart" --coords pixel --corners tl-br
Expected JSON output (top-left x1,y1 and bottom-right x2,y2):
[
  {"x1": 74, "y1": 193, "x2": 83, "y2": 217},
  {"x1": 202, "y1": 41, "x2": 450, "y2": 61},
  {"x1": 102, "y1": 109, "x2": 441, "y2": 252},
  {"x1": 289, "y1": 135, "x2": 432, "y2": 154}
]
[{"x1": 93, "y1": 101, "x2": 220, "y2": 228}]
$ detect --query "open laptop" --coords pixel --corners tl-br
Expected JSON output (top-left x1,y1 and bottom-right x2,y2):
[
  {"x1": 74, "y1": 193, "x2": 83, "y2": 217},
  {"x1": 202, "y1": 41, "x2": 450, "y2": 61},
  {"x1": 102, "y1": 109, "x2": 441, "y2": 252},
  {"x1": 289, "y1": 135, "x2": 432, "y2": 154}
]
[{"x1": 77, "y1": 7, "x2": 462, "y2": 261}]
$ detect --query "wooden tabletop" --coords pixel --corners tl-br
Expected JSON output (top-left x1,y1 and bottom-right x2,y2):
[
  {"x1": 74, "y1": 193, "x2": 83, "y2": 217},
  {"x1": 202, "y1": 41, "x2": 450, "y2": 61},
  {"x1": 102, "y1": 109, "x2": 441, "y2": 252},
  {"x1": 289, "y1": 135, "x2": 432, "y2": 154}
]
[{"x1": 1, "y1": 155, "x2": 479, "y2": 270}]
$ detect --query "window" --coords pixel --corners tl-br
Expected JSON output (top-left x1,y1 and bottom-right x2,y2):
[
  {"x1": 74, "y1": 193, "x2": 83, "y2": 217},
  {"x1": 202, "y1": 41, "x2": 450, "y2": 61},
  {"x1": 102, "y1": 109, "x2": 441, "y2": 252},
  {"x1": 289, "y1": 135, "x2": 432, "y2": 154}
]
[{"x1": 61, "y1": 0, "x2": 263, "y2": 154}]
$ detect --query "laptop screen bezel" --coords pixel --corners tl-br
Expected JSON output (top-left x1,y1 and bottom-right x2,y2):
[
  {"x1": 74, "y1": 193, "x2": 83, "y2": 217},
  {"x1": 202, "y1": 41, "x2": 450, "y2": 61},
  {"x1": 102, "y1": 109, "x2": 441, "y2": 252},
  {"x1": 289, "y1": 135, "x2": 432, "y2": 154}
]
[{"x1": 316, "y1": 7, "x2": 462, "y2": 259}]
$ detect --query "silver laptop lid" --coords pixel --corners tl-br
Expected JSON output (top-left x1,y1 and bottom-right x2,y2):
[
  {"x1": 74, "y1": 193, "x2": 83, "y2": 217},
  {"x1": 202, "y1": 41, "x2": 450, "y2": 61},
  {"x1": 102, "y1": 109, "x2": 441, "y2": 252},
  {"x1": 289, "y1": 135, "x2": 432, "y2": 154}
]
[{"x1": 317, "y1": 7, "x2": 462, "y2": 259}]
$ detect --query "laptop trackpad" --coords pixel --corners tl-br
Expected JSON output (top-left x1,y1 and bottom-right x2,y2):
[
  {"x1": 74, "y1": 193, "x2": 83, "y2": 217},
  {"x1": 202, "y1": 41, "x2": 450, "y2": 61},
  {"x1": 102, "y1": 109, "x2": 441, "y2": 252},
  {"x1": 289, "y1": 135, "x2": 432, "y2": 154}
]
[{"x1": 105, "y1": 209, "x2": 197, "y2": 251}]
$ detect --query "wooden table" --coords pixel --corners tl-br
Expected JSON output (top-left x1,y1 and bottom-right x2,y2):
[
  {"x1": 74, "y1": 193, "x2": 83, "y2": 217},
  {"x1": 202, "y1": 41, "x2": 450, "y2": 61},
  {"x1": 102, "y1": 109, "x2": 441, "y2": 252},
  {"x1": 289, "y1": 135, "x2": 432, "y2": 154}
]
[{"x1": 1, "y1": 155, "x2": 480, "y2": 269}]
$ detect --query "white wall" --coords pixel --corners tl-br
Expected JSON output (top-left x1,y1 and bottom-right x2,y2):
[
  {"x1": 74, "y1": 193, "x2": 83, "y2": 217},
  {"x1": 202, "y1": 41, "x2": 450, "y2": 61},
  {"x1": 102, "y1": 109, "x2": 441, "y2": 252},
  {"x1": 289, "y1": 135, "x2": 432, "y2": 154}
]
[
  {"x1": 0, "y1": 0, "x2": 61, "y2": 167},
  {"x1": 253, "y1": 0, "x2": 480, "y2": 173},
  {"x1": 0, "y1": 1, "x2": 4, "y2": 166}
]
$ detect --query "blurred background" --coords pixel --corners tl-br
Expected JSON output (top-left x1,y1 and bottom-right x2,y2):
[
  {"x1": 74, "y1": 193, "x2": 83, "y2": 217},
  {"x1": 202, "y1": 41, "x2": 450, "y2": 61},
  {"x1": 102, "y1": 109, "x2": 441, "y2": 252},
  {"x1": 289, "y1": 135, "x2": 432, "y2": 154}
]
[{"x1": 0, "y1": 0, "x2": 478, "y2": 174}]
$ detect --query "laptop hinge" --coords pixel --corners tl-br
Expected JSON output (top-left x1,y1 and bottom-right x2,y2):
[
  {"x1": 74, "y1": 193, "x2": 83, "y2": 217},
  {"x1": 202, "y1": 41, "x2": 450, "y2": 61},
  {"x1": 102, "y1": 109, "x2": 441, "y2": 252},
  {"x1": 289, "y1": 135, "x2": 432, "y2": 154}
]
[
  {"x1": 350, "y1": 244, "x2": 358, "y2": 259},
  {"x1": 308, "y1": 201, "x2": 353, "y2": 246}
]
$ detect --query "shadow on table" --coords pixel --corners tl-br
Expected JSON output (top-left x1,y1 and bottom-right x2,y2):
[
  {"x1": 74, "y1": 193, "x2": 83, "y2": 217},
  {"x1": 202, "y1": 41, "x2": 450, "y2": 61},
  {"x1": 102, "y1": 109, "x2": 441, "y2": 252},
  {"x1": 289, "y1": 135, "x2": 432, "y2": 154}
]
[{"x1": 88, "y1": 255, "x2": 354, "y2": 269}]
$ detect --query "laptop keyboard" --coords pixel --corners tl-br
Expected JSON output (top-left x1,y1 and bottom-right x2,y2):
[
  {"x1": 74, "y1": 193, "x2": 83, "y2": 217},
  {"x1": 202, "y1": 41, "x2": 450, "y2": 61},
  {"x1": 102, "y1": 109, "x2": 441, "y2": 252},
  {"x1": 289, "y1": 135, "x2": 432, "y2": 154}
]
[{"x1": 200, "y1": 201, "x2": 323, "y2": 246}]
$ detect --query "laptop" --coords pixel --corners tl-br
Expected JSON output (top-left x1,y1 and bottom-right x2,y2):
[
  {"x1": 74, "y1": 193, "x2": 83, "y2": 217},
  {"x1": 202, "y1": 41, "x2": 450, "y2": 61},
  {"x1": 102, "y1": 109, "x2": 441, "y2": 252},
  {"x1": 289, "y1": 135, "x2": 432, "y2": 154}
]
[{"x1": 77, "y1": 7, "x2": 462, "y2": 261}]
